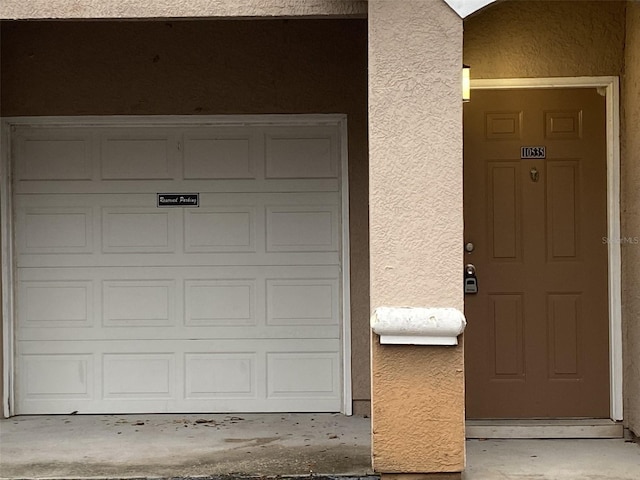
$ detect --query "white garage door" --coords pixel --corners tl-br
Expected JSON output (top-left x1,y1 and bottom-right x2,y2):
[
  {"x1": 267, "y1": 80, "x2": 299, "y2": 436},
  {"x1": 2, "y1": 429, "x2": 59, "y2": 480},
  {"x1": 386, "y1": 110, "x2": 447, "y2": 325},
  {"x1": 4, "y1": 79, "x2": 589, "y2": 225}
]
[{"x1": 11, "y1": 119, "x2": 346, "y2": 414}]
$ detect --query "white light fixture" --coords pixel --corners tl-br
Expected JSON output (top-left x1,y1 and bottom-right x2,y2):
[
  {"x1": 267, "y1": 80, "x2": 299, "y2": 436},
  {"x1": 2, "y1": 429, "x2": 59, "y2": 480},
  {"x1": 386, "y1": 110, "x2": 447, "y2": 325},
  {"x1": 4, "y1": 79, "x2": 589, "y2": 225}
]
[{"x1": 462, "y1": 64, "x2": 471, "y2": 102}]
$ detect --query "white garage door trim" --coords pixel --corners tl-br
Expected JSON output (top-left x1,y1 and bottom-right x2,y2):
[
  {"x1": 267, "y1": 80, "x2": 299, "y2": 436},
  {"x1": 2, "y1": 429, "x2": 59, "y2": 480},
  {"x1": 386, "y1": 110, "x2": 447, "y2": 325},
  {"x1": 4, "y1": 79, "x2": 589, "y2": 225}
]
[{"x1": 1, "y1": 114, "x2": 352, "y2": 417}]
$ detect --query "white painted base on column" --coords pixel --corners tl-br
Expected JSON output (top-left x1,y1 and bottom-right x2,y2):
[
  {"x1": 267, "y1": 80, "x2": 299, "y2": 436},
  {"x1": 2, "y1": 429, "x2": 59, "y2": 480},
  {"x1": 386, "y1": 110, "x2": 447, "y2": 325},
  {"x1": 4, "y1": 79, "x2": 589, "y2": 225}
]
[{"x1": 371, "y1": 307, "x2": 466, "y2": 346}]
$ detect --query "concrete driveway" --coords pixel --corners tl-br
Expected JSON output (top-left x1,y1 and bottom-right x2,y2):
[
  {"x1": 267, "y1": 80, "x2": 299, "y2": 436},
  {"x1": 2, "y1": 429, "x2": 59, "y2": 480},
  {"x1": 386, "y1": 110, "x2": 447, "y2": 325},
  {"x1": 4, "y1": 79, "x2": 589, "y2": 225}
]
[
  {"x1": 0, "y1": 413, "x2": 372, "y2": 478},
  {"x1": 1, "y1": 414, "x2": 639, "y2": 479}
]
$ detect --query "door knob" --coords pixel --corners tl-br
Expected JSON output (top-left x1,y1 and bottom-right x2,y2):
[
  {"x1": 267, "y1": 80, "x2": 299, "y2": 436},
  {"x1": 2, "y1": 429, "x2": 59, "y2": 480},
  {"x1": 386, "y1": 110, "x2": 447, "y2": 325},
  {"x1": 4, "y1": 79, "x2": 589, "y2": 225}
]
[{"x1": 464, "y1": 263, "x2": 478, "y2": 294}]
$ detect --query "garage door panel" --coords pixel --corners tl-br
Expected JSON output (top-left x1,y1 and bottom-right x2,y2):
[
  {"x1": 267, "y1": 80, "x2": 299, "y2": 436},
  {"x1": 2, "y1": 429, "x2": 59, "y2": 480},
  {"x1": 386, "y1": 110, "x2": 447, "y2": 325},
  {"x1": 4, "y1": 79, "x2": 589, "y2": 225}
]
[
  {"x1": 21, "y1": 354, "x2": 93, "y2": 399},
  {"x1": 103, "y1": 353, "x2": 175, "y2": 399},
  {"x1": 102, "y1": 207, "x2": 177, "y2": 253},
  {"x1": 184, "y1": 208, "x2": 256, "y2": 253},
  {"x1": 17, "y1": 396, "x2": 343, "y2": 415},
  {"x1": 265, "y1": 127, "x2": 339, "y2": 180},
  {"x1": 16, "y1": 339, "x2": 340, "y2": 414},
  {"x1": 18, "y1": 268, "x2": 340, "y2": 340},
  {"x1": 14, "y1": 124, "x2": 340, "y2": 194},
  {"x1": 185, "y1": 352, "x2": 258, "y2": 399},
  {"x1": 267, "y1": 352, "x2": 340, "y2": 398},
  {"x1": 18, "y1": 207, "x2": 93, "y2": 254},
  {"x1": 184, "y1": 279, "x2": 256, "y2": 326},
  {"x1": 100, "y1": 133, "x2": 176, "y2": 181},
  {"x1": 19, "y1": 280, "x2": 94, "y2": 328},
  {"x1": 183, "y1": 136, "x2": 256, "y2": 180},
  {"x1": 17, "y1": 193, "x2": 338, "y2": 260},
  {"x1": 14, "y1": 121, "x2": 344, "y2": 414},
  {"x1": 14, "y1": 130, "x2": 93, "y2": 182},
  {"x1": 103, "y1": 280, "x2": 176, "y2": 327},
  {"x1": 266, "y1": 205, "x2": 340, "y2": 252},
  {"x1": 266, "y1": 279, "x2": 339, "y2": 326}
]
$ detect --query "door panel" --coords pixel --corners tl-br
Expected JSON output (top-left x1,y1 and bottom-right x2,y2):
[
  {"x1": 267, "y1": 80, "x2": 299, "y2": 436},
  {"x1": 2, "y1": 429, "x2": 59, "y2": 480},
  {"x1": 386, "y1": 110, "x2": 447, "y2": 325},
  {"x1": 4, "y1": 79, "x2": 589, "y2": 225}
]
[{"x1": 464, "y1": 88, "x2": 609, "y2": 418}]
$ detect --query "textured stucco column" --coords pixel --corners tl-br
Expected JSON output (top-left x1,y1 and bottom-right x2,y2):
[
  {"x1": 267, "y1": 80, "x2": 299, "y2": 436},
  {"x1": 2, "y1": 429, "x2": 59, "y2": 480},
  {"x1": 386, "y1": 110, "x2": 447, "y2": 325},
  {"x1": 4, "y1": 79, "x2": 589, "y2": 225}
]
[
  {"x1": 623, "y1": 0, "x2": 640, "y2": 437},
  {"x1": 368, "y1": 0, "x2": 464, "y2": 477}
]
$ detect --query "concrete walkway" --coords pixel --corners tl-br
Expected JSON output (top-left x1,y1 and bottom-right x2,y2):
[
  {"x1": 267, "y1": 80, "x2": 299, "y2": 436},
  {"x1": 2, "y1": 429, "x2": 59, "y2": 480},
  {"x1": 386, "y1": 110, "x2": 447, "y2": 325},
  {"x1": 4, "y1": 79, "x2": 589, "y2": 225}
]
[
  {"x1": 465, "y1": 437, "x2": 640, "y2": 479},
  {"x1": 1, "y1": 414, "x2": 639, "y2": 479}
]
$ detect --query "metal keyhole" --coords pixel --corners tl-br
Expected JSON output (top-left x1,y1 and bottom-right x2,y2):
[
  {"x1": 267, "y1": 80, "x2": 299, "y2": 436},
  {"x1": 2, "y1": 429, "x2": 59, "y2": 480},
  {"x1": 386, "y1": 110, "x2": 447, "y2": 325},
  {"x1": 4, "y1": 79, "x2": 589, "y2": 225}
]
[{"x1": 530, "y1": 167, "x2": 540, "y2": 182}]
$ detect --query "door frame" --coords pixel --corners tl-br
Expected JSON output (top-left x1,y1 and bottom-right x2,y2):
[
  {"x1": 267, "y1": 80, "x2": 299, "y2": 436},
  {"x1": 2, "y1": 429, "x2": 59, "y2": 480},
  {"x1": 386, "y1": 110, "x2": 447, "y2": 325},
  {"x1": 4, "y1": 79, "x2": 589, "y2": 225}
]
[
  {"x1": 468, "y1": 76, "x2": 622, "y2": 421},
  {"x1": 1, "y1": 114, "x2": 353, "y2": 417}
]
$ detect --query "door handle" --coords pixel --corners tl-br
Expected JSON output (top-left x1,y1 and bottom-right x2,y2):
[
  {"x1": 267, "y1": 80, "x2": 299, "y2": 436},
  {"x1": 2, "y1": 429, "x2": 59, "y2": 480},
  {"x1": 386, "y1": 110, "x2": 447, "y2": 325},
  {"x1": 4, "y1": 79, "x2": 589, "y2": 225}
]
[{"x1": 464, "y1": 264, "x2": 478, "y2": 294}]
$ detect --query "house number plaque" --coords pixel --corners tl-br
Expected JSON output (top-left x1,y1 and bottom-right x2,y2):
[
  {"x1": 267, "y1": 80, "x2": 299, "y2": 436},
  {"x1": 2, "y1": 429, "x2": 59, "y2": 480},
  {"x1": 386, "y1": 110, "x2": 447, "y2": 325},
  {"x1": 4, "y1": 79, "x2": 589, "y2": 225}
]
[{"x1": 521, "y1": 146, "x2": 546, "y2": 159}]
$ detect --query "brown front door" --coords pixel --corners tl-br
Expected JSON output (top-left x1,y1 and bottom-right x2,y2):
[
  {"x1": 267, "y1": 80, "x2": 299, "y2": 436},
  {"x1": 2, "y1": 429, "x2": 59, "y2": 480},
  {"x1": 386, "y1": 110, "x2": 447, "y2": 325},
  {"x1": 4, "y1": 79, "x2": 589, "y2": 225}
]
[{"x1": 464, "y1": 88, "x2": 609, "y2": 418}]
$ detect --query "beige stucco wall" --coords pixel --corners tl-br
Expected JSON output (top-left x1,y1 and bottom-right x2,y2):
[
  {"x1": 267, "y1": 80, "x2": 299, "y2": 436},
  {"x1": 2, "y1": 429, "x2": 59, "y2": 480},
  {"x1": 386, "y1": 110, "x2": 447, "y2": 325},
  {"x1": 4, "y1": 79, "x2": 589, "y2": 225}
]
[
  {"x1": 369, "y1": 0, "x2": 464, "y2": 474},
  {"x1": 0, "y1": 18, "x2": 371, "y2": 413},
  {"x1": 623, "y1": 1, "x2": 640, "y2": 436},
  {"x1": 0, "y1": 0, "x2": 366, "y2": 20},
  {"x1": 464, "y1": 0, "x2": 626, "y2": 78}
]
